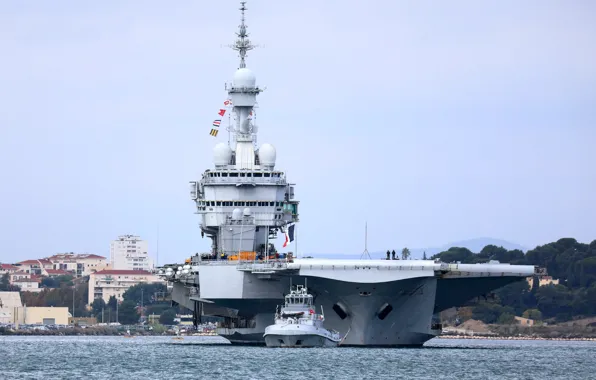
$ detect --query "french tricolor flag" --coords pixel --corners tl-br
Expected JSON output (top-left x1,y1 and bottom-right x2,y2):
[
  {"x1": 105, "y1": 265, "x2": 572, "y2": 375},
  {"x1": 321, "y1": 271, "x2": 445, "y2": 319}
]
[{"x1": 283, "y1": 224, "x2": 295, "y2": 248}]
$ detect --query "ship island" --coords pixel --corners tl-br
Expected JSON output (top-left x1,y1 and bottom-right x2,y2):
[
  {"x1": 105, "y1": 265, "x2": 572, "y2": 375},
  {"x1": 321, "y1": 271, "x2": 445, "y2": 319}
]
[{"x1": 156, "y1": 2, "x2": 541, "y2": 347}]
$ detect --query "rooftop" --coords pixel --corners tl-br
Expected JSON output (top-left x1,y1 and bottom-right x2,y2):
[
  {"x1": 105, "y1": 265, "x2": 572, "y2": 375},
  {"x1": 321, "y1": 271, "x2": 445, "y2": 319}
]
[
  {"x1": 47, "y1": 253, "x2": 106, "y2": 260},
  {"x1": 93, "y1": 269, "x2": 153, "y2": 276},
  {"x1": 0, "y1": 291, "x2": 22, "y2": 308},
  {"x1": 12, "y1": 278, "x2": 39, "y2": 283},
  {"x1": 16, "y1": 259, "x2": 53, "y2": 266},
  {"x1": 45, "y1": 269, "x2": 72, "y2": 276}
]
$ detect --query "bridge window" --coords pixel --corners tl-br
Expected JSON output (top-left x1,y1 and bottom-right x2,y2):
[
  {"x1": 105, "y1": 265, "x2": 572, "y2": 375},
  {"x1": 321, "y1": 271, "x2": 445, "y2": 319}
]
[
  {"x1": 264, "y1": 173, "x2": 270, "y2": 177},
  {"x1": 216, "y1": 201, "x2": 221, "y2": 206},
  {"x1": 254, "y1": 173, "x2": 262, "y2": 177},
  {"x1": 230, "y1": 173, "x2": 238, "y2": 177},
  {"x1": 222, "y1": 173, "x2": 228, "y2": 177}
]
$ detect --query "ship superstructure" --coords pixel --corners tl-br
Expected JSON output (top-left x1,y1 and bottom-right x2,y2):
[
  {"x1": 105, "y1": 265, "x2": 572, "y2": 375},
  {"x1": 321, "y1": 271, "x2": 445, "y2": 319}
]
[
  {"x1": 189, "y1": 1, "x2": 298, "y2": 261},
  {"x1": 159, "y1": 2, "x2": 542, "y2": 347}
]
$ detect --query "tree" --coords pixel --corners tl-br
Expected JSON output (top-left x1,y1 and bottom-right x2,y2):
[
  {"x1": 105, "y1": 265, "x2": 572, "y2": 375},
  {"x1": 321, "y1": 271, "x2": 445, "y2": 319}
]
[
  {"x1": 123, "y1": 283, "x2": 167, "y2": 305},
  {"x1": 107, "y1": 295, "x2": 118, "y2": 311},
  {"x1": 401, "y1": 247, "x2": 411, "y2": 260},
  {"x1": 118, "y1": 300, "x2": 139, "y2": 325},
  {"x1": 422, "y1": 251, "x2": 427, "y2": 260},
  {"x1": 159, "y1": 309, "x2": 176, "y2": 325},
  {"x1": 91, "y1": 298, "x2": 106, "y2": 318},
  {"x1": 497, "y1": 312, "x2": 515, "y2": 324},
  {"x1": 0, "y1": 273, "x2": 20, "y2": 291},
  {"x1": 522, "y1": 309, "x2": 542, "y2": 321},
  {"x1": 431, "y1": 247, "x2": 475, "y2": 263}
]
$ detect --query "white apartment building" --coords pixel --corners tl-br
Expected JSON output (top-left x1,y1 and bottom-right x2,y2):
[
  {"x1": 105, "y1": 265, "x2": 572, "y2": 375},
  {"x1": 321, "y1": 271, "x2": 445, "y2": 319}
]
[
  {"x1": 47, "y1": 253, "x2": 110, "y2": 277},
  {"x1": 88, "y1": 269, "x2": 162, "y2": 304},
  {"x1": 110, "y1": 235, "x2": 153, "y2": 271}
]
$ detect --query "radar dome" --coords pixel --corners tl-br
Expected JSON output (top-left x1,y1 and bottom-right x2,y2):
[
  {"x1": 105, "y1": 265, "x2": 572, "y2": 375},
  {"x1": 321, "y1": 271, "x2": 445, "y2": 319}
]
[
  {"x1": 213, "y1": 142, "x2": 232, "y2": 167},
  {"x1": 233, "y1": 68, "x2": 256, "y2": 88},
  {"x1": 243, "y1": 207, "x2": 251, "y2": 217},
  {"x1": 232, "y1": 208, "x2": 242, "y2": 220},
  {"x1": 259, "y1": 143, "x2": 276, "y2": 168}
]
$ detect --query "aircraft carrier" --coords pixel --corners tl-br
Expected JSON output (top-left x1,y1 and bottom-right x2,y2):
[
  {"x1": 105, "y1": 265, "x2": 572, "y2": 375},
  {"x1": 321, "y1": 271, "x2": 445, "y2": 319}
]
[{"x1": 157, "y1": 2, "x2": 541, "y2": 347}]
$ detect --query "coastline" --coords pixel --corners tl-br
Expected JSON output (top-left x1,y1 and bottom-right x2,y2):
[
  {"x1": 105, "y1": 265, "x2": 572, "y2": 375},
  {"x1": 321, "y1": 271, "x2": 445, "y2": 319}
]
[
  {"x1": 0, "y1": 326, "x2": 217, "y2": 337},
  {"x1": 436, "y1": 334, "x2": 596, "y2": 342}
]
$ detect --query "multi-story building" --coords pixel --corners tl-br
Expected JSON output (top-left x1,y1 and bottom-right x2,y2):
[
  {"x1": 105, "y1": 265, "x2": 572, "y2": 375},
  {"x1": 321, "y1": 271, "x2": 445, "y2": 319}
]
[
  {"x1": 10, "y1": 271, "x2": 31, "y2": 283},
  {"x1": 16, "y1": 259, "x2": 53, "y2": 275},
  {"x1": 47, "y1": 253, "x2": 110, "y2": 277},
  {"x1": 12, "y1": 278, "x2": 41, "y2": 293},
  {"x1": 0, "y1": 264, "x2": 19, "y2": 276},
  {"x1": 88, "y1": 269, "x2": 162, "y2": 304},
  {"x1": 110, "y1": 235, "x2": 153, "y2": 271}
]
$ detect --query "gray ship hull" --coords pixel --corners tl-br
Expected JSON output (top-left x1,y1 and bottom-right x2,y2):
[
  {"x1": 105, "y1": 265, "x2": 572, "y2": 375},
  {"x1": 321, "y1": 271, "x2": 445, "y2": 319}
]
[
  {"x1": 183, "y1": 275, "x2": 441, "y2": 346},
  {"x1": 168, "y1": 260, "x2": 535, "y2": 347}
]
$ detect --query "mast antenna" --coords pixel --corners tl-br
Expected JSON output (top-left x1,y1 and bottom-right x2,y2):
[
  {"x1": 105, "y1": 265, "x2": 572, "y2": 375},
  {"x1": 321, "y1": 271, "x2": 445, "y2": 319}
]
[
  {"x1": 360, "y1": 222, "x2": 371, "y2": 260},
  {"x1": 231, "y1": 1, "x2": 255, "y2": 69}
]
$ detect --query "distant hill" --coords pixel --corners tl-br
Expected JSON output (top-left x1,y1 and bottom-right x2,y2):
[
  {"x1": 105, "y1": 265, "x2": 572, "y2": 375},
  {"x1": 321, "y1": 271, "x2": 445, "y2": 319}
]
[{"x1": 307, "y1": 237, "x2": 527, "y2": 260}]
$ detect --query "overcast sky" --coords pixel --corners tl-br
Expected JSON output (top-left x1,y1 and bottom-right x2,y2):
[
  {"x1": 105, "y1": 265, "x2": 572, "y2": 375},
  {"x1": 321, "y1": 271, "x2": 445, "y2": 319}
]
[{"x1": 1, "y1": 0, "x2": 594, "y2": 263}]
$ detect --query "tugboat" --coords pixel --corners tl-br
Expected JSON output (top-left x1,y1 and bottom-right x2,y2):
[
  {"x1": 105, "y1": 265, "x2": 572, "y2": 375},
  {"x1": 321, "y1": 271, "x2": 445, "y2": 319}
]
[{"x1": 263, "y1": 284, "x2": 342, "y2": 348}]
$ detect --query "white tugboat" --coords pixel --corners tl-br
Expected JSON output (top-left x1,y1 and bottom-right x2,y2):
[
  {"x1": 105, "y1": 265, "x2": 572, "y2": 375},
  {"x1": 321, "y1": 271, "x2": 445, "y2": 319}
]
[{"x1": 264, "y1": 284, "x2": 342, "y2": 348}]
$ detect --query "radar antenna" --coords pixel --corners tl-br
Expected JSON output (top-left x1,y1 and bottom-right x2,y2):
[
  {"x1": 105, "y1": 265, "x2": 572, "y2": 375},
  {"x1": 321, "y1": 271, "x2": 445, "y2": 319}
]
[
  {"x1": 360, "y1": 222, "x2": 371, "y2": 260},
  {"x1": 231, "y1": 1, "x2": 255, "y2": 69}
]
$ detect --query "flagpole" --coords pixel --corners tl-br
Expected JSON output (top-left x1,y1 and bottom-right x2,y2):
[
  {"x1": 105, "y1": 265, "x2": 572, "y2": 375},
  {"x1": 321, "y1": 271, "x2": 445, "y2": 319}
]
[
  {"x1": 294, "y1": 224, "x2": 298, "y2": 259},
  {"x1": 265, "y1": 225, "x2": 269, "y2": 263},
  {"x1": 227, "y1": 100, "x2": 232, "y2": 147}
]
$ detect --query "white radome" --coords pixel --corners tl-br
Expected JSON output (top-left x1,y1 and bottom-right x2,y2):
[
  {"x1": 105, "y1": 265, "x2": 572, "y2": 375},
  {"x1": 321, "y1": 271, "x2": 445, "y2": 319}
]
[
  {"x1": 243, "y1": 207, "x2": 251, "y2": 217},
  {"x1": 259, "y1": 143, "x2": 276, "y2": 168},
  {"x1": 233, "y1": 68, "x2": 256, "y2": 88},
  {"x1": 213, "y1": 142, "x2": 232, "y2": 166},
  {"x1": 232, "y1": 208, "x2": 243, "y2": 220}
]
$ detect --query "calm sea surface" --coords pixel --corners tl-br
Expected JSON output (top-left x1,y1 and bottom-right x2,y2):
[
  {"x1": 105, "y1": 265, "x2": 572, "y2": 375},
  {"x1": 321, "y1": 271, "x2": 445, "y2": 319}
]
[{"x1": 1, "y1": 336, "x2": 594, "y2": 379}]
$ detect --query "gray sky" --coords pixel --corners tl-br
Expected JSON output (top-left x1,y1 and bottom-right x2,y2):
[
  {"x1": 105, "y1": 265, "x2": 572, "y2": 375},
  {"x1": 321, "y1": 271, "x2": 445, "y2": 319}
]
[{"x1": 1, "y1": 0, "x2": 594, "y2": 263}]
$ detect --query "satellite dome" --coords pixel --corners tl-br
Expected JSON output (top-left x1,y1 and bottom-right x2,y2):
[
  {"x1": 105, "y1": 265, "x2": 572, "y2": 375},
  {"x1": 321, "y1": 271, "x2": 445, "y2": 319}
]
[
  {"x1": 259, "y1": 143, "x2": 276, "y2": 168},
  {"x1": 243, "y1": 207, "x2": 251, "y2": 217},
  {"x1": 213, "y1": 142, "x2": 232, "y2": 167},
  {"x1": 233, "y1": 68, "x2": 256, "y2": 88},
  {"x1": 232, "y1": 208, "x2": 242, "y2": 220}
]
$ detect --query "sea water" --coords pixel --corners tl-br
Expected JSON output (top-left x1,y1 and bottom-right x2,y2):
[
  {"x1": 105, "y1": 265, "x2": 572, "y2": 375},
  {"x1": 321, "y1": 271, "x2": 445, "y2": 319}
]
[{"x1": 1, "y1": 335, "x2": 594, "y2": 379}]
